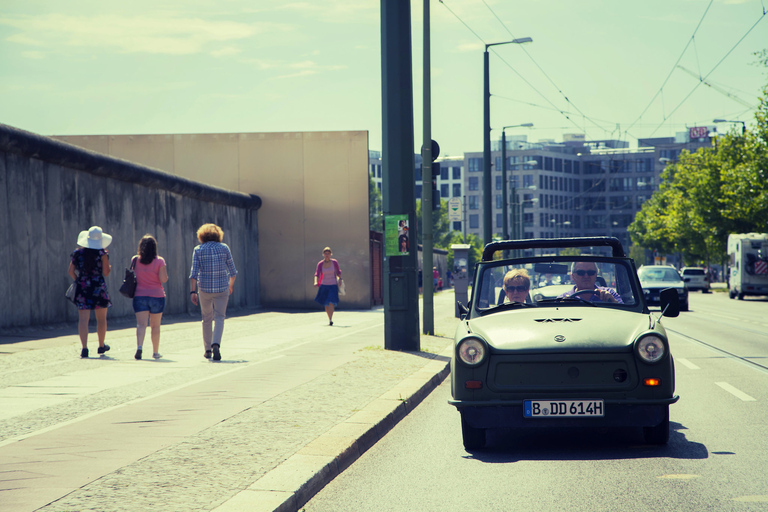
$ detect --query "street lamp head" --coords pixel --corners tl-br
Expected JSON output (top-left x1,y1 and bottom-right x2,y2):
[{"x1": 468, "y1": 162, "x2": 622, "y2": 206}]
[
  {"x1": 486, "y1": 37, "x2": 533, "y2": 50},
  {"x1": 712, "y1": 118, "x2": 726, "y2": 123}
]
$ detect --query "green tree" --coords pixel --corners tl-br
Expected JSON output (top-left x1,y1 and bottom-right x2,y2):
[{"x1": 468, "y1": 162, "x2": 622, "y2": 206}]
[
  {"x1": 369, "y1": 175, "x2": 383, "y2": 232},
  {"x1": 415, "y1": 199, "x2": 452, "y2": 249}
]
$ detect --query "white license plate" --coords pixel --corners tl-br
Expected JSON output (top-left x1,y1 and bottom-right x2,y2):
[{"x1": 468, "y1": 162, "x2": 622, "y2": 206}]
[{"x1": 524, "y1": 399, "x2": 604, "y2": 418}]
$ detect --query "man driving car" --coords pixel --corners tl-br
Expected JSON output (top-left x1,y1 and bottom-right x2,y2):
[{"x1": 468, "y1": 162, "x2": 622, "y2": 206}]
[{"x1": 559, "y1": 261, "x2": 622, "y2": 303}]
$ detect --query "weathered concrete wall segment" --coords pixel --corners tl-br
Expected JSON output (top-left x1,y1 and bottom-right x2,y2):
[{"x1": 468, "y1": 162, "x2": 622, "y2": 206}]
[{"x1": 0, "y1": 123, "x2": 261, "y2": 330}]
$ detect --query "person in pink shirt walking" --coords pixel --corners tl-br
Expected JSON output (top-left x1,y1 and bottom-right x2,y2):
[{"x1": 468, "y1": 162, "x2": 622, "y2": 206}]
[{"x1": 131, "y1": 235, "x2": 169, "y2": 360}]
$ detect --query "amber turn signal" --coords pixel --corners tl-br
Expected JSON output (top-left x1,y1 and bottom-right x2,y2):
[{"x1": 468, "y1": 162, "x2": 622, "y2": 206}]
[
  {"x1": 465, "y1": 380, "x2": 483, "y2": 390},
  {"x1": 644, "y1": 378, "x2": 661, "y2": 386}
]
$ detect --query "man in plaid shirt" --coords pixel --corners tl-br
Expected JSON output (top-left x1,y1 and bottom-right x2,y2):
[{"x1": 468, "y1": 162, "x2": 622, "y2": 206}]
[{"x1": 189, "y1": 223, "x2": 238, "y2": 361}]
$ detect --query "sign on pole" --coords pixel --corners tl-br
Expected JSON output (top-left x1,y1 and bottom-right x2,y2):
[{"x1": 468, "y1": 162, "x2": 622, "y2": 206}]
[{"x1": 448, "y1": 197, "x2": 462, "y2": 221}]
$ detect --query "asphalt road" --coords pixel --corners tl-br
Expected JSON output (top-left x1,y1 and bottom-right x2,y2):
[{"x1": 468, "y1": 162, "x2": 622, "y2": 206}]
[{"x1": 303, "y1": 291, "x2": 768, "y2": 511}]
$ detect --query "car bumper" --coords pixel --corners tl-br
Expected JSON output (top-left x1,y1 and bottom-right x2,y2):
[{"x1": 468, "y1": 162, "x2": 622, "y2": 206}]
[{"x1": 450, "y1": 396, "x2": 679, "y2": 429}]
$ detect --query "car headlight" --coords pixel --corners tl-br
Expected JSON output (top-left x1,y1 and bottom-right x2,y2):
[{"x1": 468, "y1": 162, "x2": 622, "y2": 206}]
[
  {"x1": 636, "y1": 335, "x2": 666, "y2": 364},
  {"x1": 457, "y1": 337, "x2": 487, "y2": 366}
]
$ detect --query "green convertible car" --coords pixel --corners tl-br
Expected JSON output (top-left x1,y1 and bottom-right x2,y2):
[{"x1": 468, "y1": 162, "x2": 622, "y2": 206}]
[{"x1": 450, "y1": 237, "x2": 680, "y2": 450}]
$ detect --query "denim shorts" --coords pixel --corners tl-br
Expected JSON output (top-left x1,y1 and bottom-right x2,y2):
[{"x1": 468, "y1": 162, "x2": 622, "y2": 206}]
[{"x1": 133, "y1": 296, "x2": 166, "y2": 314}]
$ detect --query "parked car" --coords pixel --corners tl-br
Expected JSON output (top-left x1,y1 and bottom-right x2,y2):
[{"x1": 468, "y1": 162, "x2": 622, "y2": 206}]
[
  {"x1": 638, "y1": 265, "x2": 689, "y2": 312},
  {"x1": 680, "y1": 267, "x2": 710, "y2": 292},
  {"x1": 450, "y1": 237, "x2": 680, "y2": 451}
]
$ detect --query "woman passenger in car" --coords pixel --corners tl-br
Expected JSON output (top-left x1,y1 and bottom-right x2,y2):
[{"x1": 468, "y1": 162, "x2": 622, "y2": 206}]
[{"x1": 503, "y1": 268, "x2": 531, "y2": 303}]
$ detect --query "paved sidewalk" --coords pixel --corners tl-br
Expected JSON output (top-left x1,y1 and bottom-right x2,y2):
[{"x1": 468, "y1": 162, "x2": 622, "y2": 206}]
[{"x1": 0, "y1": 290, "x2": 460, "y2": 512}]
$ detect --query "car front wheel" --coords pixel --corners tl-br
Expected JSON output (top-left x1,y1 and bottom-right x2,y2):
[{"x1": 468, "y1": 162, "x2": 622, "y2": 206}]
[
  {"x1": 461, "y1": 415, "x2": 486, "y2": 451},
  {"x1": 643, "y1": 406, "x2": 669, "y2": 444}
]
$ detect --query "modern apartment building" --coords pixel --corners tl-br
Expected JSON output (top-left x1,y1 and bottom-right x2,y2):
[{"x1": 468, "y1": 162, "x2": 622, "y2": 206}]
[{"x1": 369, "y1": 132, "x2": 712, "y2": 250}]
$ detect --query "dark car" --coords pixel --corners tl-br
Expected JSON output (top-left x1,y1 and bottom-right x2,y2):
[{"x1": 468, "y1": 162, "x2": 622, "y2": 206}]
[
  {"x1": 450, "y1": 237, "x2": 680, "y2": 450},
  {"x1": 638, "y1": 265, "x2": 689, "y2": 311}
]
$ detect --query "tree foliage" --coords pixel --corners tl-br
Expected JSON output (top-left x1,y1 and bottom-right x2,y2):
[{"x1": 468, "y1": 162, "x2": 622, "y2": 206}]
[
  {"x1": 629, "y1": 68, "x2": 768, "y2": 266},
  {"x1": 369, "y1": 175, "x2": 383, "y2": 232}
]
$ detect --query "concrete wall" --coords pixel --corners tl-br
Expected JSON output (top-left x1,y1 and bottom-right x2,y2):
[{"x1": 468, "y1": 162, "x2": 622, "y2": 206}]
[
  {"x1": 53, "y1": 131, "x2": 371, "y2": 309},
  {"x1": 0, "y1": 123, "x2": 261, "y2": 330}
]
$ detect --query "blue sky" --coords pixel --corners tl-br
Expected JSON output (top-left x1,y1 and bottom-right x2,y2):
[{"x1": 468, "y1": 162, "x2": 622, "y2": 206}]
[{"x1": 1, "y1": 0, "x2": 766, "y2": 156}]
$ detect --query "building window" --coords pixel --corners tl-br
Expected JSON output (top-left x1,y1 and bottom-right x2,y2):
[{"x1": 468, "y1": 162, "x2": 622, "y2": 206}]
[
  {"x1": 496, "y1": 195, "x2": 503, "y2": 209},
  {"x1": 469, "y1": 158, "x2": 482, "y2": 172},
  {"x1": 495, "y1": 175, "x2": 502, "y2": 190},
  {"x1": 564, "y1": 160, "x2": 572, "y2": 173},
  {"x1": 452, "y1": 183, "x2": 461, "y2": 197},
  {"x1": 453, "y1": 221, "x2": 462, "y2": 231},
  {"x1": 469, "y1": 195, "x2": 479, "y2": 210},
  {"x1": 496, "y1": 213, "x2": 503, "y2": 228},
  {"x1": 441, "y1": 184, "x2": 449, "y2": 199},
  {"x1": 469, "y1": 214, "x2": 479, "y2": 229},
  {"x1": 469, "y1": 177, "x2": 479, "y2": 191},
  {"x1": 415, "y1": 167, "x2": 422, "y2": 181},
  {"x1": 544, "y1": 157, "x2": 553, "y2": 171},
  {"x1": 523, "y1": 174, "x2": 534, "y2": 188},
  {"x1": 415, "y1": 184, "x2": 422, "y2": 199},
  {"x1": 554, "y1": 158, "x2": 562, "y2": 172},
  {"x1": 452, "y1": 166, "x2": 462, "y2": 179}
]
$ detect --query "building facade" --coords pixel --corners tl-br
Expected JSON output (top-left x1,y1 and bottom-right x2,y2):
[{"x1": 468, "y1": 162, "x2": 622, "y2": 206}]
[{"x1": 370, "y1": 132, "x2": 712, "y2": 253}]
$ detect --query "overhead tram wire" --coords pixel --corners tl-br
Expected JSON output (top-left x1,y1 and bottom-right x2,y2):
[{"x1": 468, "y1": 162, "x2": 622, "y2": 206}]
[
  {"x1": 438, "y1": 0, "x2": 598, "y2": 139},
  {"x1": 648, "y1": 10, "x2": 767, "y2": 137},
  {"x1": 625, "y1": 0, "x2": 714, "y2": 137},
  {"x1": 481, "y1": 0, "x2": 607, "y2": 140}
]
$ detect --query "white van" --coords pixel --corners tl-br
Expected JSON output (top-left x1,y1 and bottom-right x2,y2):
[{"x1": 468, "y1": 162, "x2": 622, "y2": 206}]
[{"x1": 727, "y1": 233, "x2": 768, "y2": 299}]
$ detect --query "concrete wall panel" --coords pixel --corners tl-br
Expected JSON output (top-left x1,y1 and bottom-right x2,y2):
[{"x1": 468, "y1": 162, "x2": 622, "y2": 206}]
[
  {"x1": 0, "y1": 123, "x2": 261, "y2": 330},
  {"x1": 53, "y1": 129, "x2": 369, "y2": 310},
  {"x1": 174, "y1": 134, "x2": 240, "y2": 192}
]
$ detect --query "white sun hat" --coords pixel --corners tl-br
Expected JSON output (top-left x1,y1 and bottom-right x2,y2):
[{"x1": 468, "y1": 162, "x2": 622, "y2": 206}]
[{"x1": 76, "y1": 226, "x2": 113, "y2": 249}]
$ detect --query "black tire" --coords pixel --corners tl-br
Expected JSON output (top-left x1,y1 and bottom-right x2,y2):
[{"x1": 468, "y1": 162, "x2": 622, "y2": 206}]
[
  {"x1": 643, "y1": 406, "x2": 669, "y2": 445},
  {"x1": 738, "y1": 292, "x2": 745, "y2": 300},
  {"x1": 461, "y1": 416, "x2": 486, "y2": 451},
  {"x1": 680, "y1": 301, "x2": 689, "y2": 312}
]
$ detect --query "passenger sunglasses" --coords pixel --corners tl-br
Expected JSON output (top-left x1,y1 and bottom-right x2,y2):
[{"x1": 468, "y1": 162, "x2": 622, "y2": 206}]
[
  {"x1": 574, "y1": 270, "x2": 597, "y2": 276},
  {"x1": 505, "y1": 285, "x2": 528, "y2": 293}
]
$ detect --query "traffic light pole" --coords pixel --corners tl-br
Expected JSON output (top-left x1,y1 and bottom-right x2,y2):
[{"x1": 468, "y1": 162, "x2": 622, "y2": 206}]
[
  {"x1": 381, "y1": 0, "x2": 419, "y2": 351},
  {"x1": 421, "y1": 0, "x2": 434, "y2": 336}
]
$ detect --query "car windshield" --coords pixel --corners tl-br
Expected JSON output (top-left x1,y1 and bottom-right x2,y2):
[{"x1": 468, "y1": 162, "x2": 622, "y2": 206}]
[
  {"x1": 473, "y1": 257, "x2": 639, "y2": 314},
  {"x1": 638, "y1": 267, "x2": 682, "y2": 282}
]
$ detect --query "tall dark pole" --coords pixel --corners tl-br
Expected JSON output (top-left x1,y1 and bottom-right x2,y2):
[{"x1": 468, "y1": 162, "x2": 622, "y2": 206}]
[
  {"x1": 482, "y1": 48, "x2": 492, "y2": 245},
  {"x1": 381, "y1": 0, "x2": 419, "y2": 351},
  {"x1": 501, "y1": 130, "x2": 508, "y2": 242},
  {"x1": 421, "y1": 0, "x2": 433, "y2": 335},
  {"x1": 482, "y1": 38, "x2": 532, "y2": 246}
]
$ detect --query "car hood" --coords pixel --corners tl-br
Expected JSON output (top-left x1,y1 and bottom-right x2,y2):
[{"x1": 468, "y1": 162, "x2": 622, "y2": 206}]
[
  {"x1": 640, "y1": 279, "x2": 684, "y2": 290},
  {"x1": 465, "y1": 308, "x2": 653, "y2": 352}
]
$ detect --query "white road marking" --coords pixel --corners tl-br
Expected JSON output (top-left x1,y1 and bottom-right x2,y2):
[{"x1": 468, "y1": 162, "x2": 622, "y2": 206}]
[
  {"x1": 715, "y1": 382, "x2": 756, "y2": 402},
  {"x1": 676, "y1": 358, "x2": 700, "y2": 370}
]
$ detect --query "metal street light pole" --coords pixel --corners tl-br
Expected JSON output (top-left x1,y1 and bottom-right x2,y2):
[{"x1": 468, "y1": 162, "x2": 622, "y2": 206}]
[
  {"x1": 501, "y1": 123, "x2": 533, "y2": 244},
  {"x1": 483, "y1": 37, "x2": 532, "y2": 246}
]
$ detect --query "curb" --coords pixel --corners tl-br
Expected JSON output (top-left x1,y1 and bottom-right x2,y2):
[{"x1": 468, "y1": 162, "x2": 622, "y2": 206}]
[{"x1": 212, "y1": 345, "x2": 453, "y2": 512}]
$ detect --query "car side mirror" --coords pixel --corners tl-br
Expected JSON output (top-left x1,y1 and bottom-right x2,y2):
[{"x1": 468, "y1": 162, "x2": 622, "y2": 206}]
[
  {"x1": 457, "y1": 301, "x2": 469, "y2": 320},
  {"x1": 659, "y1": 288, "x2": 680, "y2": 317},
  {"x1": 683, "y1": 278, "x2": 690, "y2": 283}
]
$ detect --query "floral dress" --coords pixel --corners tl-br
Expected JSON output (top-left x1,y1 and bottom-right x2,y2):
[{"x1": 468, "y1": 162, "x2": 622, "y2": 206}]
[{"x1": 71, "y1": 248, "x2": 112, "y2": 310}]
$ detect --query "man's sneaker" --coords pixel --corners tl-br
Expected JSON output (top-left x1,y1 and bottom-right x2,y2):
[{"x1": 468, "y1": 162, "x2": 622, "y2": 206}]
[
  {"x1": 135, "y1": 349, "x2": 142, "y2": 360},
  {"x1": 212, "y1": 344, "x2": 221, "y2": 361},
  {"x1": 97, "y1": 345, "x2": 110, "y2": 355},
  {"x1": 81, "y1": 348, "x2": 89, "y2": 358},
  {"x1": 153, "y1": 353, "x2": 162, "y2": 359},
  {"x1": 204, "y1": 350, "x2": 212, "y2": 359}
]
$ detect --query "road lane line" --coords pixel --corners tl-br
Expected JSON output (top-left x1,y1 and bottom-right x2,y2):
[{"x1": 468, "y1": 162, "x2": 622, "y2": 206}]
[
  {"x1": 676, "y1": 358, "x2": 700, "y2": 370},
  {"x1": 715, "y1": 382, "x2": 756, "y2": 401}
]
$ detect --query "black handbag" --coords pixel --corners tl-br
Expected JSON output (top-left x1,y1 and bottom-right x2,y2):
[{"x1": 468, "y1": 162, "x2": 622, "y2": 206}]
[{"x1": 119, "y1": 257, "x2": 138, "y2": 298}]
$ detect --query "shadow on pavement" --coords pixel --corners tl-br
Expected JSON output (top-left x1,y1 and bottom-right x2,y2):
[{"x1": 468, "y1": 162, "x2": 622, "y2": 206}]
[{"x1": 463, "y1": 421, "x2": 708, "y2": 462}]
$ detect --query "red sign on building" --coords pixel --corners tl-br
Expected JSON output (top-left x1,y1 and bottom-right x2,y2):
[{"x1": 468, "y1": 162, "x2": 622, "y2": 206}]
[{"x1": 689, "y1": 126, "x2": 709, "y2": 139}]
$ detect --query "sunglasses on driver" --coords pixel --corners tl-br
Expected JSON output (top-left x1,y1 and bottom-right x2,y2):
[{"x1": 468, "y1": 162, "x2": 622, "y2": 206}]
[{"x1": 574, "y1": 270, "x2": 597, "y2": 276}]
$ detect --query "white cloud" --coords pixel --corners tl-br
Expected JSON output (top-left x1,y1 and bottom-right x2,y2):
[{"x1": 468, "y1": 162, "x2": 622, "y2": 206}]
[{"x1": 0, "y1": 13, "x2": 286, "y2": 56}]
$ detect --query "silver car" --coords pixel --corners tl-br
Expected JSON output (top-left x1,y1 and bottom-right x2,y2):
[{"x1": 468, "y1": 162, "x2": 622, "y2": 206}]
[
  {"x1": 638, "y1": 265, "x2": 689, "y2": 311},
  {"x1": 681, "y1": 267, "x2": 710, "y2": 292}
]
